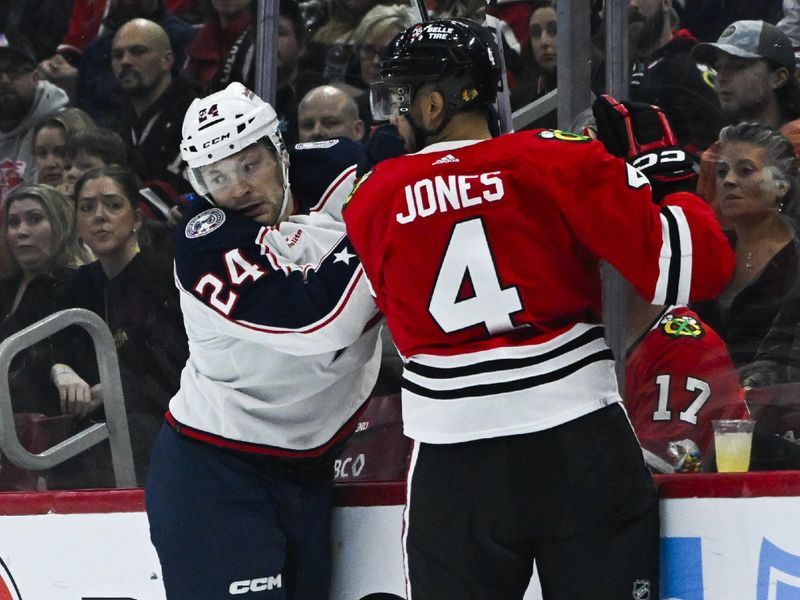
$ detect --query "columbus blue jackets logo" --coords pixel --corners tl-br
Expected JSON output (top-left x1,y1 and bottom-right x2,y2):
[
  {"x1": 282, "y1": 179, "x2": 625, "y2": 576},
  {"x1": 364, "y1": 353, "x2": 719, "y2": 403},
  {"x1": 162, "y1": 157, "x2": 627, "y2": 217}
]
[{"x1": 185, "y1": 208, "x2": 226, "y2": 238}]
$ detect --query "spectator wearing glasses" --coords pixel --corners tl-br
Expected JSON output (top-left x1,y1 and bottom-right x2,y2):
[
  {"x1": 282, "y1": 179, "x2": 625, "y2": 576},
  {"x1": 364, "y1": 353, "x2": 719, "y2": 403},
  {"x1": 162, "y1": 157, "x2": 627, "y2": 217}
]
[{"x1": 351, "y1": 4, "x2": 414, "y2": 131}]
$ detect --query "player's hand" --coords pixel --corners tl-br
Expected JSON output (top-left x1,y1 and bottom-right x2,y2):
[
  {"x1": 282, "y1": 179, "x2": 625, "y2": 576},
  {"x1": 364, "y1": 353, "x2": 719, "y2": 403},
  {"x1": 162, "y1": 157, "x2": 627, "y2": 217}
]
[
  {"x1": 356, "y1": 123, "x2": 407, "y2": 177},
  {"x1": 592, "y1": 94, "x2": 697, "y2": 202}
]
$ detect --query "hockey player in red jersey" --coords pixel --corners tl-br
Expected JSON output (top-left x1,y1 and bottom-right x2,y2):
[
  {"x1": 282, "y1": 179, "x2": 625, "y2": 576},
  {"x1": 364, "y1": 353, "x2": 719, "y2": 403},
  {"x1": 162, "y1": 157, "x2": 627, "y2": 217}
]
[
  {"x1": 625, "y1": 292, "x2": 750, "y2": 472},
  {"x1": 342, "y1": 18, "x2": 735, "y2": 600}
]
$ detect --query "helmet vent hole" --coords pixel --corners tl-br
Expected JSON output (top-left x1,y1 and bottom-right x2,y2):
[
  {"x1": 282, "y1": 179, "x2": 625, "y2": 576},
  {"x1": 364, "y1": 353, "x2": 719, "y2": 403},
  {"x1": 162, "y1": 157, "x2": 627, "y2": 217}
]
[
  {"x1": 237, "y1": 123, "x2": 246, "y2": 133},
  {"x1": 229, "y1": 144, "x2": 235, "y2": 149}
]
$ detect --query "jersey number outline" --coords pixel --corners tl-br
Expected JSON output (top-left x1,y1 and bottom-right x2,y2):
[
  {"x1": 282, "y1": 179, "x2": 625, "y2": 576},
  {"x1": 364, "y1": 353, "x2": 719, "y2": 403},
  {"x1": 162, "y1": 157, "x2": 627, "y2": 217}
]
[
  {"x1": 428, "y1": 218, "x2": 522, "y2": 335},
  {"x1": 194, "y1": 249, "x2": 265, "y2": 315},
  {"x1": 652, "y1": 374, "x2": 711, "y2": 425}
]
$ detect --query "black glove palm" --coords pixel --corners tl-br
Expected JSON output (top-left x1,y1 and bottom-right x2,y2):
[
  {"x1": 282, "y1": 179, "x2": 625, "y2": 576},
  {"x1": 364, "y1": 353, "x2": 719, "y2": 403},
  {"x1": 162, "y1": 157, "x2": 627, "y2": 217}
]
[
  {"x1": 592, "y1": 94, "x2": 697, "y2": 202},
  {"x1": 356, "y1": 124, "x2": 407, "y2": 178}
]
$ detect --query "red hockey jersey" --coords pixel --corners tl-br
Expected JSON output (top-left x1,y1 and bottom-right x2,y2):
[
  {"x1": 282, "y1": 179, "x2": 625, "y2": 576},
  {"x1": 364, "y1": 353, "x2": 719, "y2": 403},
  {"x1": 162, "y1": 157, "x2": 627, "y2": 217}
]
[
  {"x1": 343, "y1": 130, "x2": 735, "y2": 443},
  {"x1": 625, "y1": 306, "x2": 750, "y2": 465}
]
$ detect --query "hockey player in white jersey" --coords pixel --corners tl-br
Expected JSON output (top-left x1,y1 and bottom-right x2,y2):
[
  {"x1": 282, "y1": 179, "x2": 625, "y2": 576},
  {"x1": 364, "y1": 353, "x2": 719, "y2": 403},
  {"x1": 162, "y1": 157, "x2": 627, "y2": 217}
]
[{"x1": 144, "y1": 82, "x2": 382, "y2": 600}]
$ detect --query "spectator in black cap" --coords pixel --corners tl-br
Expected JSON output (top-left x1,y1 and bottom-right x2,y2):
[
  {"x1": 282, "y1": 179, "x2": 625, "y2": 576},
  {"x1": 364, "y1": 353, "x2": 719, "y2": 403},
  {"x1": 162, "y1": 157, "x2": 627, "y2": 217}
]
[
  {"x1": 0, "y1": 39, "x2": 68, "y2": 205},
  {"x1": 692, "y1": 20, "x2": 800, "y2": 221}
]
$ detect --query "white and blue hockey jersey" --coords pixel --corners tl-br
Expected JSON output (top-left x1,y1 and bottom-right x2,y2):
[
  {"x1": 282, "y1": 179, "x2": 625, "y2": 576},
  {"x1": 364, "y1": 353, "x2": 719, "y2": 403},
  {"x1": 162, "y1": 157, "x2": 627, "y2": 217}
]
[{"x1": 167, "y1": 181, "x2": 381, "y2": 457}]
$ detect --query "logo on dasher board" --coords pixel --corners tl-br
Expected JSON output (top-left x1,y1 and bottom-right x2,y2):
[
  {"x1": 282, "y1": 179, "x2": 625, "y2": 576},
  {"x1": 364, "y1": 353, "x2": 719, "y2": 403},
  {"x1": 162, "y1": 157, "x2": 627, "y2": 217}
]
[
  {"x1": 186, "y1": 208, "x2": 225, "y2": 238},
  {"x1": 0, "y1": 556, "x2": 22, "y2": 599}
]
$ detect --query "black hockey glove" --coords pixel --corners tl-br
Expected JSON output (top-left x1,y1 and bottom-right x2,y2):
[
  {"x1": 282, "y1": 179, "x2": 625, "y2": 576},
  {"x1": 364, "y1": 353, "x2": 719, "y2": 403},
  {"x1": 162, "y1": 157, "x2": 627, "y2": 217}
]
[
  {"x1": 592, "y1": 94, "x2": 697, "y2": 202},
  {"x1": 356, "y1": 123, "x2": 407, "y2": 177}
]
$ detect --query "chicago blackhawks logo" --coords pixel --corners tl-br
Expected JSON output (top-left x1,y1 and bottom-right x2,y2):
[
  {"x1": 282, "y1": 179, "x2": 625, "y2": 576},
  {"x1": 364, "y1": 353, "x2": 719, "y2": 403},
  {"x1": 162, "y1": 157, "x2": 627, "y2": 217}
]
[
  {"x1": 343, "y1": 171, "x2": 373, "y2": 209},
  {"x1": 660, "y1": 313, "x2": 705, "y2": 340},
  {"x1": 536, "y1": 129, "x2": 591, "y2": 142},
  {"x1": 185, "y1": 208, "x2": 226, "y2": 238}
]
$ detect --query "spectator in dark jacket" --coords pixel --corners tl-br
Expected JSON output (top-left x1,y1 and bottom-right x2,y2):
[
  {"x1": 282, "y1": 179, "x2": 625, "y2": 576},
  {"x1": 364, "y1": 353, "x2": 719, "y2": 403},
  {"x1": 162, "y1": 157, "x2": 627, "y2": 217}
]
[
  {"x1": 628, "y1": 0, "x2": 725, "y2": 156},
  {"x1": 58, "y1": 164, "x2": 189, "y2": 484},
  {"x1": 75, "y1": 0, "x2": 196, "y2": 127},
  {"x1": 110, "y1": 18, "x2": 200, "y2": 201},
  {"x1": 0, "y1": 0, "x2": 73, "y2": 62}
]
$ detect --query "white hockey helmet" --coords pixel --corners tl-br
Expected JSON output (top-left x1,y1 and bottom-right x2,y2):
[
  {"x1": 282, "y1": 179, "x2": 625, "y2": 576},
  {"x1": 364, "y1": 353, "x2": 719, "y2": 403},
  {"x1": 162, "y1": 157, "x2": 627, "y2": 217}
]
[{"x1": 181, "y1": 82, "x2": 291, "y2": 213}]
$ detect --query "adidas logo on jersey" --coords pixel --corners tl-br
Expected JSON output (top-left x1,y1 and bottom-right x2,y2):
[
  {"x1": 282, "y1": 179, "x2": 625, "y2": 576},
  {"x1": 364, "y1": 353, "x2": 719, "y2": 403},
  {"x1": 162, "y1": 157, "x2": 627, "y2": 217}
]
[{"x1": 432, "y1": 154, "x2": 459, "y2": 165}]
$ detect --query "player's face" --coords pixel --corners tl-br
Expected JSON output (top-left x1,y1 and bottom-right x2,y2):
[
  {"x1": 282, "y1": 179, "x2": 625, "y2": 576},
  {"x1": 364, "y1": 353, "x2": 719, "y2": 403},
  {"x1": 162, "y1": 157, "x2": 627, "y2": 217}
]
[
  {"x1": 529, "y1": 6, "x2": 557, "y2": 74},
  {"x1": 33, "y1": 125, "x2": 68, "y2": 187},
  {"x1": 713, "y1": 54, "x2": 776, "y2": 121},
  {"x1": 6, "y1": 197, "x2": 55, "y2": 275},
  {"x1": 201, "y1": 143, "x2": 287, "y2": 225},
  {"x1": 716, "y1": 141, "x2": 787, "y2": 221},
  {"x1": 76, "y1": 176, "x2": 142, "y2": 259}
]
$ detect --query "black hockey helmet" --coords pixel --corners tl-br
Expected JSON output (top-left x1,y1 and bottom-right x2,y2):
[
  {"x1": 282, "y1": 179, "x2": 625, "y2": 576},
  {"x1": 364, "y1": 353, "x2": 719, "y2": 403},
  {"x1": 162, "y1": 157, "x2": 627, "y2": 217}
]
[{"x1": 369, "y1": 18, "x2": 501, "y2": 122}]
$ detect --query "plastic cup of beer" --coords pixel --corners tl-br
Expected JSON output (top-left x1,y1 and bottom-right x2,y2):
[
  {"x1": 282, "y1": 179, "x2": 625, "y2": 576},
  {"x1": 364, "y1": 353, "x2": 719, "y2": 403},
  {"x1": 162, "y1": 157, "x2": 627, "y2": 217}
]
[{"x1": 713, "y1": 419, "x2": 755, "y2": 473}]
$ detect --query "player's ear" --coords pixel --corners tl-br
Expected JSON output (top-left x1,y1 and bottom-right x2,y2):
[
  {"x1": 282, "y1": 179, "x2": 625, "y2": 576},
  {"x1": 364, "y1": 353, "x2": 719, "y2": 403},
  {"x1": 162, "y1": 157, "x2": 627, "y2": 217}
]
[{"x1": 427, "y1": 89, "x2": 447, "y2": 129}]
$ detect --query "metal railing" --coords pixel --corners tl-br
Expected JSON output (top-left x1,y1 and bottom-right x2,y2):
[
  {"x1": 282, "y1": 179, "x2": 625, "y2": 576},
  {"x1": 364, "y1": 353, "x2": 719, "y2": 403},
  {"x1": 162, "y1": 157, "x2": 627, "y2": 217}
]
[{"x1": 0, "y1": 308, "x2": 136, "y2": 488}]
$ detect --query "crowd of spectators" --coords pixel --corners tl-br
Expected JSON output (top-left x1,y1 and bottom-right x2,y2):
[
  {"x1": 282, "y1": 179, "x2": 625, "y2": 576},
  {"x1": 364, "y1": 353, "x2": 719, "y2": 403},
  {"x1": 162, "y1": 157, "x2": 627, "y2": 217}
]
[{"x1": 3, "y1": 0, "x2": 800, "y2": 489}]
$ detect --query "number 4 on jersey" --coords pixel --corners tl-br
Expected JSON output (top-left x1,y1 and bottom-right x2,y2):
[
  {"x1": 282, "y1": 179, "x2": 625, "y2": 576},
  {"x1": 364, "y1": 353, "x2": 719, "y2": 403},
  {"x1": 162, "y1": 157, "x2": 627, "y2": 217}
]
[{"x1": 429, "y1": 218, "x2": 522, "y2": 335}]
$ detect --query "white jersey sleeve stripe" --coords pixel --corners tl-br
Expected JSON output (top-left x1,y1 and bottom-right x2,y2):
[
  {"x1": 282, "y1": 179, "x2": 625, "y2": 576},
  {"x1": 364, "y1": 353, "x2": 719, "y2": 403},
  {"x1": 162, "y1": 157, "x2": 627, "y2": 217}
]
[{"x1": 653, "y1": 205, "x2": 692, "y2": 305}]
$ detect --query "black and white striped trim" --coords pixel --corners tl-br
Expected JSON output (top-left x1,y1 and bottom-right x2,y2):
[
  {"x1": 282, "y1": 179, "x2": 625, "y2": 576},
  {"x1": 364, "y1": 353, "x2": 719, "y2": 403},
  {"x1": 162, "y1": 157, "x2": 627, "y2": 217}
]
[
  {"x1": 402, "y1": 324, "x2": 613, "y2": 401},
  {"x1": 654, "y1": 205, "x2": 692, "y2": 306}
]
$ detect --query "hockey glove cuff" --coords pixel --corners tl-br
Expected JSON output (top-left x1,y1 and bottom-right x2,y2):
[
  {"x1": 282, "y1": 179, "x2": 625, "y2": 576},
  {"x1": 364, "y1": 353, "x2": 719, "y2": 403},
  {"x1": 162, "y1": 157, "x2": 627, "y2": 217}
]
[{"x1": 592, "y1": 94, "x2": 697, "y2": 202}]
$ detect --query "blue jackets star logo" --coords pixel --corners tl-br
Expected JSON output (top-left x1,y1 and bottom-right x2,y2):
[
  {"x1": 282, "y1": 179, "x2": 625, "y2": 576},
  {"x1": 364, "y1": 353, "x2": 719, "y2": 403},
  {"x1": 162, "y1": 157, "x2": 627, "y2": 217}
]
[{"x1": 333, "y1": 247, "x2": 356, "y2": 265}]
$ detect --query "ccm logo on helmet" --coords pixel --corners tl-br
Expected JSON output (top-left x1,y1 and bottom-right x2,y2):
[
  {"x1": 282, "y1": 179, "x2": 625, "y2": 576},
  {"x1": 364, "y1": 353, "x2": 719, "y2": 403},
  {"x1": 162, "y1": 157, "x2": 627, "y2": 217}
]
[
  {"x1": 203, "y1": 132, "x2": 231, "y2": 148},
  {"x1": 229, "y1": 575, "x2": 282, "y2": 595}
]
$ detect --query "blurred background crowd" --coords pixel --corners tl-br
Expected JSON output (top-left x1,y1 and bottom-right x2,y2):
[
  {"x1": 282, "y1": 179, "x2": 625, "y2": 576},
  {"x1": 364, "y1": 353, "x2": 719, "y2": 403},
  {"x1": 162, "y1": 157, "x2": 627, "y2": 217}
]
[{"x1": 3, "y1": 0, "x2": 800, "y2": 489}]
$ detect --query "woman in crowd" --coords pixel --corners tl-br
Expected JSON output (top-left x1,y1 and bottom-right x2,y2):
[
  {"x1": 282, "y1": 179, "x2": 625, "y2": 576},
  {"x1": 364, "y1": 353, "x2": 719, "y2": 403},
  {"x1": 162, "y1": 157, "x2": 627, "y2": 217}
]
[
  {"x1": 511, "y1": 0, "x2": 557, "y2": 117},
  {"x1": 58, "y1": 165, "x2": 189, "y2": 485},
  {"x1": 0, "y1": 184, "x2": 89, "y2": 417},
  {"x1": 31, "y1": 107, "x2": 95, "y2": 188},
  {"x1": 693, "y1": 122, "x2": 800, "y2": 370},
  {"x1": 350, "y1": 3, "x2": 414, "y2": 130}
]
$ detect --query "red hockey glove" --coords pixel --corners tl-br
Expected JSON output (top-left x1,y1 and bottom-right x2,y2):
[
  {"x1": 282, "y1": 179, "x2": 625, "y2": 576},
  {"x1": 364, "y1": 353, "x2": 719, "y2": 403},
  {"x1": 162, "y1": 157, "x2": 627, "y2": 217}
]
[{"x1": 592, "y1": 94, "x2": 697, "y2": 202}]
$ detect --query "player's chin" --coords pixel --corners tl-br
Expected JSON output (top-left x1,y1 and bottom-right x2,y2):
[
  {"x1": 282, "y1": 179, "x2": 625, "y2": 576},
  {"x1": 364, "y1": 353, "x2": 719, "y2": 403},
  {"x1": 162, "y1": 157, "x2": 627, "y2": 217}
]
[{"x1": 243, "y1": 203, "x2": 279, "y2": 225}]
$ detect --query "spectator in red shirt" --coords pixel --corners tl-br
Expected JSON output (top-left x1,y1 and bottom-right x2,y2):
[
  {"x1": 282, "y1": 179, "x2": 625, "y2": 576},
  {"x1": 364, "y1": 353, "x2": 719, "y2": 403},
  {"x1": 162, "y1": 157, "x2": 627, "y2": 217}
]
[{"x1": 183, "y1": 0, "x2": 253, "y2": 91}]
